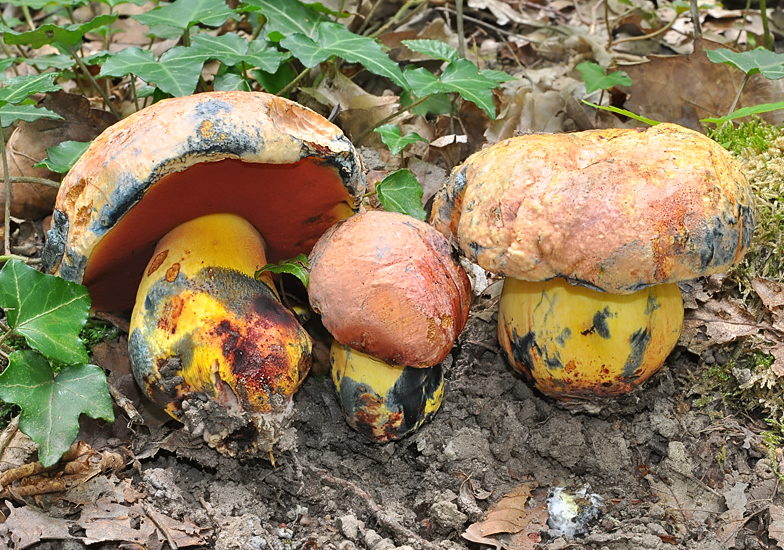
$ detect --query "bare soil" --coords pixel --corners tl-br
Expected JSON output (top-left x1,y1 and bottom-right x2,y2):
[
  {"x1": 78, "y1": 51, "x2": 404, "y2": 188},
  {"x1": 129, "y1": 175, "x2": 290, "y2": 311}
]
[{"x1": 24, "y1": 299, "x2": 776, "y2": 550}]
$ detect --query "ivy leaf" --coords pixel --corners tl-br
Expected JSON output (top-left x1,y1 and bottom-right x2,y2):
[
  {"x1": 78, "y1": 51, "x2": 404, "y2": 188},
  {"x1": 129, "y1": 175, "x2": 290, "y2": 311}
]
[
  {"x1": 245, "y1": 39, "x2": 285, "y2": 73},
  {"x1": 0, "y1": 259, "x2": 90, "y2": 365},
  {"x1": 404, "y1": 67, "x2": 446, "y2": 97},
  {"x1": 375, "y1": 124, "x2": 428, "y2": 155},
  {"x1": 481, "y1": 69, "x2": 516, "y2": 84},
  {"x1": 252, "y1": 63, "x2": 297, "y2": 95},
  {"x1": 36, "y1": 140, "x2": 91, "y2": 174},
  {"x1": 191, "y1": 33, "x2": 249, "y2": 66},
  {"x1": 376, "y1": 169, "x2": 426, "y2": 221},
  {"x1": 280, "y1": 33, "x2": 329, "y2": 68},
  {"x1": 255, "y1": 254, "x2": 310, "y2": 287},
  {"x1": 0, "y1": 351, "x2": 113, "y2": 467},
  {"x1": 100, "y1": 46, "x2": 208, "y2": 97},
  {"x1": 23, "y1": 54, "x2": 74, "y2": 70},
  {"x1": 440, "y1": 59, "x2": 499, "y2": 119},
  {"x1": 706, "y1": 48, "x2": 784, "y2": 79},
  {"x1": 134, "y1": 0, "x2": 234, "y2": 30},
  {"x1": 0, "y1": 73, "x2": 62, "y2": 105},
  {"x1": 96, "y1": 0, "x2": 148, "y2": 7},
  {"x1": 576, "y1": 61, "x2": 632, "y2": 93},
  {"x1": 0, "y1": 103, "x2": 62, "y2": 128},
  {"x1": 317, "y1": 23, "x2": 406, "y2": 89},
  {"x1": 214, "y1": 72, "x2": 252, "y2": 91},
  {"x1": 244, "y1": 0, "x2": 326, "y2": 40},
  {"x1": 402, "y1": 39, "x2": 458, "y2": 62},
  {"x1": 3, "y1": 14, "x2": 117, "y2": 48},
  {"x1": 7, "y1": 0, "x2": 86, "y2": 8}
]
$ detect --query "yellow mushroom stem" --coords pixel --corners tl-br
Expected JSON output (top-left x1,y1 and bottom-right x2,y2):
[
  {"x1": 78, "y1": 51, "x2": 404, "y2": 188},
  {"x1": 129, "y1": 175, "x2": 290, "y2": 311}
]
[
  {"x1": 128, "y1": 213, "x2": 312, "y2": 423},
  {"x1": 330, "y1": 341, "x2": 444, "y2": 442},
  {"x1": 497, "y1": 277, "x2": 683, "y2": 400}
]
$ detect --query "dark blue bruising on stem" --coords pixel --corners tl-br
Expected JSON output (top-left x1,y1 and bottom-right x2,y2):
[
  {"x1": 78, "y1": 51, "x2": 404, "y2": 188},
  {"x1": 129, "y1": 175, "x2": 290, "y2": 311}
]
[
  {"x1": 507, "y1": 329, "x2": 537, "y2": 378},
  {"x1": 591, "y1": 307, "x2": 613, "y2": 339},
  {"x1": 387, "y1": 363, "x2": 444, "y2": 432},
  {"x1": 621, "y1": 327, "x2": 651, "y2": 379}
]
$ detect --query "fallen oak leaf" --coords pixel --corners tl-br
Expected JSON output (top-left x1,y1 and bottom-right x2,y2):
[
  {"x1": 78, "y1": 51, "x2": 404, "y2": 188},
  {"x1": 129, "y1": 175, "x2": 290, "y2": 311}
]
[
  {"x1": 462, "y1": 482, "x2": 548, "y2": 550},
  {"x1": 770, "y1": 504, "x2": 784, "y2": 549}
]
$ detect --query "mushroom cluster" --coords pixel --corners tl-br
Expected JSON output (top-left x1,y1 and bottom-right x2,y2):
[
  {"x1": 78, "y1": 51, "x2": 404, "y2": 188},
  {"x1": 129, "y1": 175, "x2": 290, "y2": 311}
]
[
  {"x1": 431, "y1": 124, "x2": 754, "y2": 400},
  {"x1": 42, "y1": 91, "x2": 365, "y2": 455},
  {"x1": 307, "y1": 211, "x2": 472, "y2": 441}
]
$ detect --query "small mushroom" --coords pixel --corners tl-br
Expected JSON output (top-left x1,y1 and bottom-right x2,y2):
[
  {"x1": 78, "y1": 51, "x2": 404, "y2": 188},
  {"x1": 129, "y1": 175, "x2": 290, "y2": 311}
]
[
  {"x1": 308, "y1": 211, "x2": 471, "y2": 440},
  {"x1": 43, "y1": 92, "x2": 365, "y2": 454},
  {"x1": 331, "y1": 341, "x2": 444, "y2": 442},
  {"x1": 431, "y1": 124, "x2": 754, "y2": 400}
]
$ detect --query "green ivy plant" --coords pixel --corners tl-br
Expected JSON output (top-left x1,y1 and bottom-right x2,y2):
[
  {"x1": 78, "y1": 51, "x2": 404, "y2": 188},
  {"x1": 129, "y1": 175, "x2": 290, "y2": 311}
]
[{"x1": 0, "y1": 260, "x2": 113, "y2": 467}]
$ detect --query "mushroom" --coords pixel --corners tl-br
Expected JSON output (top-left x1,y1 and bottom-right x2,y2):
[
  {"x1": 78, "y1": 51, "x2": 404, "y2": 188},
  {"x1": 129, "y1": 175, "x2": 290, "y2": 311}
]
[
  {"x1": 42, "y1": 91, "x2": 365, "y2": 455},
  {"x1": 430, "y1": 124, "x2": 754, "y2": 400},
  {"x1": 307, "y1": 211, "x2": 471, "y2": 441}
]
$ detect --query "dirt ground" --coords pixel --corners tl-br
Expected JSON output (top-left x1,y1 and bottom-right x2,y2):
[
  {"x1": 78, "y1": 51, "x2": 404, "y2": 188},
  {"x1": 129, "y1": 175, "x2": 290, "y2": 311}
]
[{"x1": 13, "y1": 286, "x2": 777, "y2": 550}]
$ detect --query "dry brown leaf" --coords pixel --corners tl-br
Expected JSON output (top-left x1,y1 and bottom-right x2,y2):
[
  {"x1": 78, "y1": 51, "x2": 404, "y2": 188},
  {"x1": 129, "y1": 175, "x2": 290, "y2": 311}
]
[
  {"x1": 2, "y1": 91, "x2": 116, "y2": 221},
  {"x1": 145, "y1": 506, "x2": 211, "y2": 548},
  {"x1": 752, "y1": 277, "x2": 784, "y2": 310},
  {"x1": 80, "y1": 500, "x2": 161, "y2": 547},
  {"x1": 622, "y1": 37, "x2": 784, "y2": 132},
  {"x1": 462, "y1": 482, "x2": 548, "y2": 550},
  {"x1": 769, "y1": 504, "x2": 784, "y2": 549},
  {"x1": 407, "y1": 158, "x2": 446, "y2": 206},
  {"x1": 679, "y1": 296, "x2": 766, "y2": 355},
  {"x1": 3, "y1": 501, "x2": 77, "y2": 548},
  {"x1": 717, "y1": 509, "x2": 745, "y2": 547}
]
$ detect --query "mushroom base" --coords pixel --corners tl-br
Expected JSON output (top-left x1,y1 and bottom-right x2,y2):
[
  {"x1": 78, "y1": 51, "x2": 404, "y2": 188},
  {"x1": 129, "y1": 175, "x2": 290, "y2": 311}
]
[
  {"x1": 330, "y1": 341, "x2": 444, "y2": 442},
  {"x1": 129, "y1": 214, "x2": 312, "y2": 457},
  {"x1": 497, "y1": 277, "x2": 683, "y2": 400}
]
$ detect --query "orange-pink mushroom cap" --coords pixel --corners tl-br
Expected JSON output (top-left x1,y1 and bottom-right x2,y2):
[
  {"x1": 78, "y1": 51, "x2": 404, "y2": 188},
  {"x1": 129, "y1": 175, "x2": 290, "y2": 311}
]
[{"x1": 308, "y1": 211, "x2": 472, "y2": 368}]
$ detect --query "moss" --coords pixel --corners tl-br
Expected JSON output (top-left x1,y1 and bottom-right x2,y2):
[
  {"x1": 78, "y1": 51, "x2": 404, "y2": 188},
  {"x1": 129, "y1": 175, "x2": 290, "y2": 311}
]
[{"x1": 708, "y1": 119, "x2": 784, "y2": 298}]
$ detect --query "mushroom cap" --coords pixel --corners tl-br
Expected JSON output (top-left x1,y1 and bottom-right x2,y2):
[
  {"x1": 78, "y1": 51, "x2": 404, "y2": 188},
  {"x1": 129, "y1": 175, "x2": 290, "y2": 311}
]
[
  {"x1": 308, "y1": 211, "x2": 472, "y2": 368},
  {"x1": 42, "y1": 91, "x2": 365, "y2": 313},
  {"x1": 431, "y1": 124, "x2": 755, "y2": 294}
]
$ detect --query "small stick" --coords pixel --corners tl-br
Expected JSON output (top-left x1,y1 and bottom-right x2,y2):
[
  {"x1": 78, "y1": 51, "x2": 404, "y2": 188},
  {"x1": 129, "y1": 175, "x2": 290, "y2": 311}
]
[
  {"x1": 0, "y1": 415, "x2": 20, "y2": 458},
  {"x1": 144, "y1": 504, "x2": 179, "y2": 550},
  {"x1": 309, "y1": 466, "x2": 442, "y2": 550},
  {"x1": 465, "y1": 340, "x2": 500, "y2": 354}
]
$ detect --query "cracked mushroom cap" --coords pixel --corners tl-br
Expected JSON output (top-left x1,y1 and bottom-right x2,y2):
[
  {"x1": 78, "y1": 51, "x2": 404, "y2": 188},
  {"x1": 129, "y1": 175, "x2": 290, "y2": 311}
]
[
  {"x1": 430, "y1": 124, "x2": 755, "y2": 294},
  {"x1": 42, "y1": 91, "x2": 365, "y2": 313},
  {"x1": 308, "y1": 211, "x2": 472, "y2": 368}
]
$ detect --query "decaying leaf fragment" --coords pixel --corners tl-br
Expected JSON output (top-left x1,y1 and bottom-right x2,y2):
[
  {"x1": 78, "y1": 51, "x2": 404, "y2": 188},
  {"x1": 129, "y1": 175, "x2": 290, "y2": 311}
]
[
  {"x1": 462, "y1": 482, "x2": 548, "y2": 550},
  {"x1": 0, "y1": 441, "x2": 126, "y2": 500},
  {"x1": 769, "y1": 504, "x2": 784, "y2": 549}
]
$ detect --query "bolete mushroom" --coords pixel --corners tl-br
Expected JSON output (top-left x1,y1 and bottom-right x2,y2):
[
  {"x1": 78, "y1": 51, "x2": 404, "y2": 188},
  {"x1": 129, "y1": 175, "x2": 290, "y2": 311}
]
[
  {"x1": 430, "y1": 124, "x2": 754, "y2": 400},
  {"x1": 307, "y1": 211, "x2": 472, "y2": 441},
  {"x1": 42, "y1": 91, "x2": 365, "y2": 454}
]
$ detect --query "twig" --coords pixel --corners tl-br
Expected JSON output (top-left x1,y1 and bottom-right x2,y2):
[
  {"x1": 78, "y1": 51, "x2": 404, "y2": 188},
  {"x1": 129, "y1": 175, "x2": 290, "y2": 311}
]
[
  {"x1": 353, "y1": 95, "x2": 431, "y2": 145},
  {"x1": 309, "y1": 466, "x2": 442, "y2": 550},
  {"x1": 611, "y1": 13, "x2": 681, "y2": 46},
  {"x1": 277, "y1": 67, "x2": 310, "y2": 97},
  {"x1": 456, "y1": 0, "x2": 466, "y2": 59},
  {"x1": 106, "y1": 380, "x2": 144, "y2": 425},
  {"x1": 0, "y1": 415, "x2": 20, "y2": 459},
  {"x1": 2, "y1": 128, "x2": 11, "y2": 256},
  {"x1": 144, "y1": 504, "x2": 179, "y2": 550},
  {"x1": 1, "y1": 176, "x2": 61, "y2": 189},
  {"x1": 66, "y1": 45, "x2": 121, "y2": 120},
  {"x1": 465, "y1": 339, "x2": 500, "y2": 354},
  {"x1": 357, "y1": 0, "x2": 384, "y2": 36}
]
